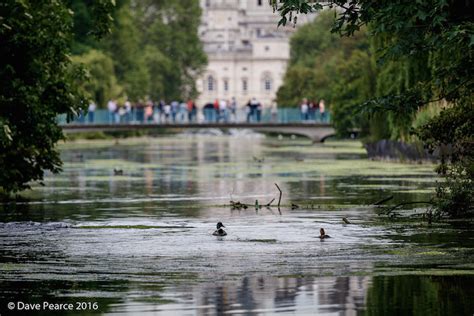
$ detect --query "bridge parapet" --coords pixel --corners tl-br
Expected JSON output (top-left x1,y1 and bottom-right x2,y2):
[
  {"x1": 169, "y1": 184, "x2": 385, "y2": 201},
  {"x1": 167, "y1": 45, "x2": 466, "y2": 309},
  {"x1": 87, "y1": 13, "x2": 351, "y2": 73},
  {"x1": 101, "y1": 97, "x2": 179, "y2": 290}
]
[{"x1": 61, "y1": 122, "x2": 337, "y2": 143}]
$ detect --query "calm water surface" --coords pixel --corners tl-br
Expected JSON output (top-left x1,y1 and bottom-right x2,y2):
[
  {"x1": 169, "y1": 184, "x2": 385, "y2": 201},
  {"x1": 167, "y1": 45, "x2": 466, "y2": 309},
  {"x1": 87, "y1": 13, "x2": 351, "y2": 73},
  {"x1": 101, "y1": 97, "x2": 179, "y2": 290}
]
[{"x1": 1, "y1": 135, "x2": 473, "y2": 315}]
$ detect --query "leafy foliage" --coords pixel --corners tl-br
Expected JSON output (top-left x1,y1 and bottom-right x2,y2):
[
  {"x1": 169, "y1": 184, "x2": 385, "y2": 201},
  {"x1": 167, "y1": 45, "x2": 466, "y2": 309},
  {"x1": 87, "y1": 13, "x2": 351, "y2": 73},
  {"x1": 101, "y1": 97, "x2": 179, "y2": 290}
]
[
  {"x1": 275, "y1": 0, "x2": 473, "y2": 217},
  {"x1": 71, "y1": 49, "x2": 122, "y2": 107},
  {"x1": 104, "y1": 1, "x2": 150, "y2": 101},
  {"x1": 71, "y1": 0, "x2": 207, "y2": 104},
  {"x1": 0, "y1": 0, "x2": 114, "y2": 194},
  {"x1": 132, "y1": 0, "x2": 207, "y2": 100},
  {"x1": 0, "y1": 0, "x2": 206, "y2": 194},
  {"x1": 417, "y1": 102, "x2": 474, "y2": 217},
  {"x1": 274, "y1": 0, "x2": 473, "y2": 110},
  {"x1": 277, "y1": 11, "x2": 375, "y2": 137}
]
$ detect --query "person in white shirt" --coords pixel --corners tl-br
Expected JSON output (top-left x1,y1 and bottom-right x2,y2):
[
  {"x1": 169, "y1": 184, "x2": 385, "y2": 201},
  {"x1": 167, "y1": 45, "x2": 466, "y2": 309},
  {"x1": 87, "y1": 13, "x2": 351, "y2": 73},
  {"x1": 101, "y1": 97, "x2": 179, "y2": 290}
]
[
  {"x1": 270, "y1": 100, "x2": 278, "y2": 123},
  {"x1": 300, "y1": 98, "x2": 309, "y2": 121},
  {"x1": 87, "y1": 102, "x2": 96, "y2": 123},
  {"x1": 319, "y1": 99, "x2": 326, "y2": 122},
  {"x1": 164, "y1": 103, "x2": 171, "y2": 123},
  {"x1": 219, "y1": 99, "x2": 228, "y2": 122},
  {"x1": 179, "y1": 101, "x2": 187, "y2": 123},
  {"x1": 107, "y1": 99, "x2": 117, "y2": 123}
]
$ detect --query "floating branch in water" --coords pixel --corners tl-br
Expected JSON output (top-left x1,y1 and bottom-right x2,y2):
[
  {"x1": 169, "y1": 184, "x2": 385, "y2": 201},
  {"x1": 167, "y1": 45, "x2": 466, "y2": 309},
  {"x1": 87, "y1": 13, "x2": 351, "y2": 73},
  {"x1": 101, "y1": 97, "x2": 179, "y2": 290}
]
[
  {"x1": 342, "y1": 217, "x2": 351, "y2": 224},
  {"x1": 230, "y1": 200, "x2": 249, "y2": 210},
  {"x1": 372, "y1": 195, "x2": 394, "y2": 205},
  {"x1": 382, "y1": 201, "x2": 434, "y2": 214}
]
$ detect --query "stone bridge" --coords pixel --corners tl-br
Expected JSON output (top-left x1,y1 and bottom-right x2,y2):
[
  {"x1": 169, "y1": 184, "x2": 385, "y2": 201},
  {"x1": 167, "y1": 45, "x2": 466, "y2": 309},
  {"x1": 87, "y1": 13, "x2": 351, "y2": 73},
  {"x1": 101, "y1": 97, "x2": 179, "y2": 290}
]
[{"x1": 61, "y1": 123, "x2": 338, "y2": 143}]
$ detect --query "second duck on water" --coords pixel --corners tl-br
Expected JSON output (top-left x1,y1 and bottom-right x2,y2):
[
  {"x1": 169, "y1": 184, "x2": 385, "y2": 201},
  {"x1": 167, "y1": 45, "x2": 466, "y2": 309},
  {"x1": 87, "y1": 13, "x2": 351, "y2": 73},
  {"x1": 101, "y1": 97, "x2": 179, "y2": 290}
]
[
  {"x1": 212, "y1": 222, "x2": 227, "y2": 236},
  {"x1": 319, "y1": 228, "x2": 330, "y2": 239}
]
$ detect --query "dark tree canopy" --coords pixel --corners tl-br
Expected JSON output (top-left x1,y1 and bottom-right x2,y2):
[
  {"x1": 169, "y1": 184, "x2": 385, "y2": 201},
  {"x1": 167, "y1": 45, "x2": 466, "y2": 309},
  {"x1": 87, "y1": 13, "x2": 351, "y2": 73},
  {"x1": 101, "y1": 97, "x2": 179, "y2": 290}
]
[
  {"x1": 0, "y1": 0, "x2": 114, "y2": 194},
  {"x1": 273, "y1": 0, "x2": 473, "y2": 217}
]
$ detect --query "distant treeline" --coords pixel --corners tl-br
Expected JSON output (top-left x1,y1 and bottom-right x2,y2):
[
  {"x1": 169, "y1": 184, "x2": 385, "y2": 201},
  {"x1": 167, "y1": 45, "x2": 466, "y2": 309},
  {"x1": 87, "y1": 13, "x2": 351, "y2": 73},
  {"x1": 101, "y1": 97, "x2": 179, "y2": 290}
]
[
  {"x1": 69, "y1": 0, "x2": 207, "y2": 107},
  {"x1": 278, "y1": 10, "x2": 445, "y2": 142}
]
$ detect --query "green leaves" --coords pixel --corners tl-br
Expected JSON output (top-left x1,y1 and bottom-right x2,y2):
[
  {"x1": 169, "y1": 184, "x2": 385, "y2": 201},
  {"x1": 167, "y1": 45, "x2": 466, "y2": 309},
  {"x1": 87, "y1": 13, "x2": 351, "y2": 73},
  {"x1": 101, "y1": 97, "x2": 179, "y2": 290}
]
[
  {"x1": 277, "y1": 0, "x2": 473, "y2": 216},
  {"x1": 273, "y1": 0, "x2": 323, "y2": 26},
  {"x1": 131, "y1": 0, "x2": 206, "y2": 100},
  {"x1": 0, "y1": 0, "x2": 113, "y2": 194},
  {"x1": 277, "y1": 11, "x2": 375, "y2": 136},
  {"x1": 2, "y1": 124, "x2": 13, "y2": 142}
]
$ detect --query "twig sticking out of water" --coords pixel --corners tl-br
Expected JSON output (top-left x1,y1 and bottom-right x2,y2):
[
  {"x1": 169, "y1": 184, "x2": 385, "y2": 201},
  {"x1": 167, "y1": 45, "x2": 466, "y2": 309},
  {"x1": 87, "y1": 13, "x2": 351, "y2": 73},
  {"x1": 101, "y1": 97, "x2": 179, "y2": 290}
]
[
  {"x1": 275, "y1": 183, "x2": 282, "y2": 208},
  {"x1": 265, "y1": 198, "x2": 275, "y2": 207},
  {"x1": 373, "y1": 195, "x2": 394, "y2": 205}
]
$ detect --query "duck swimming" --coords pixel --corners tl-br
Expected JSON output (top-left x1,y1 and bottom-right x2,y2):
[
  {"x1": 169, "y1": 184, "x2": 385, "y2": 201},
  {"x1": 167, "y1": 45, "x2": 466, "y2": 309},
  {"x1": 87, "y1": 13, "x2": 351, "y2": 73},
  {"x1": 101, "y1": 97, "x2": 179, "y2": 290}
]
[
  {"x1": 212, "y1": 222, "x2": 227, "y2": 236},
  {"x1": 319, "y1": 228, "x2": 330, "y2": 239}
]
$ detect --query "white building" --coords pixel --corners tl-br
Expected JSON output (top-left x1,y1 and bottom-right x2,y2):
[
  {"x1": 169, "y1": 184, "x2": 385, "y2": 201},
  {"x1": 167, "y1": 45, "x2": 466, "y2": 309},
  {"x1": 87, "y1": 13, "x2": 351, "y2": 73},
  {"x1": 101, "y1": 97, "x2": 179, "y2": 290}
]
[{"x1": 196, "y1": 0, "x2": 313, "y2": 108}]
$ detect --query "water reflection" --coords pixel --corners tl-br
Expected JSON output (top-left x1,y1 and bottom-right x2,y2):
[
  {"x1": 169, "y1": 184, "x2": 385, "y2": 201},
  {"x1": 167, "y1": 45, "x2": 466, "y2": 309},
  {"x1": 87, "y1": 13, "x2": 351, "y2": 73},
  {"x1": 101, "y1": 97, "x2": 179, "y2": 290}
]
[
  {"x1": 113, "y1": 276, "x2": 371, "y2": 315},
  {"x1": 363, "y1": 275, "x2": 474, "y2": 316}
]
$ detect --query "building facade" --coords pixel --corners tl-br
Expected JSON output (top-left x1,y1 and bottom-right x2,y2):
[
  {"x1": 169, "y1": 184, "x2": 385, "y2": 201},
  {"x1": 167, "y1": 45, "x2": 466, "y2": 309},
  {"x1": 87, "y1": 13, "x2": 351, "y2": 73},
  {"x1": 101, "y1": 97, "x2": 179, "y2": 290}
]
[{"x1": 196, "y1": 0, "x2": 312, "y2": 108}]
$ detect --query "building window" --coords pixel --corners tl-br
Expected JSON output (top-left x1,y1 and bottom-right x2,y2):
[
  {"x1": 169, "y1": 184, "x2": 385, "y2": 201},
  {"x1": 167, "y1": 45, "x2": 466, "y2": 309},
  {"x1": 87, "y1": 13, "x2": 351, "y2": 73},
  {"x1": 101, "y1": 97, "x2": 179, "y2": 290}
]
[
  {"x1": 264, "y1": 78, "x2": 272, "y2": 91},
  {"x1": 242, "y1": 79, "x2": 248, "y2": 92},
  {"x1": 257, "y1": 0, "x2": 262, "y2": 6},
  {"x1": 207, "y1": 76, "x2": 215, "y2": 91},
  {"x1": 223, "y1": 79, "x2": 229, "y2": 92}
]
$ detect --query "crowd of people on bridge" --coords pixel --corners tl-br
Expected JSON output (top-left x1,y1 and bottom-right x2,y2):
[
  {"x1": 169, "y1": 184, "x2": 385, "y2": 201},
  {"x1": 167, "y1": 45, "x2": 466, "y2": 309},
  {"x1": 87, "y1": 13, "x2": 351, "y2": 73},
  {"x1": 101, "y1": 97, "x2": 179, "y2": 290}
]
[
  {"x1": 201, "y1": 97, "x2": 271, "y2": 123},
  {"x1": 99, "y1": 99, "x2": 199, "y2": 124},
  {"x1": 299, "y1": 98, "x2": 327, "y2": 122},
  {"x1": 79, "y1": 96, "x2": 328, "y2": 124}
]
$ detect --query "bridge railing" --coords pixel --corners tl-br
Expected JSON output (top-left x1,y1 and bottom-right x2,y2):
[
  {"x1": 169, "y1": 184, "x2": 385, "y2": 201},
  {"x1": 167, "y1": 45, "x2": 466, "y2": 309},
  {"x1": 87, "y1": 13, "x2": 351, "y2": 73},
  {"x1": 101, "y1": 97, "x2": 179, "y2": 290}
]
[{"x1": 58, "y1": 108, "x2": 331, "y2": 125}]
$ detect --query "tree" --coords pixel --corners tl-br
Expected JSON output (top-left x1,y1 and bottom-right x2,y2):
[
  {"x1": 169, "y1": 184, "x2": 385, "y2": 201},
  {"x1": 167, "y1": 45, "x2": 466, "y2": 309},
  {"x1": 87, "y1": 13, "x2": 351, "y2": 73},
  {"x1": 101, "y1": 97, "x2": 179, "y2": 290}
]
[
  {"x1": 133, "y1": 0, "x2": 207, "y2": 100},
  {"x1": 0, "y1": 0, "x2": 114, "y2": 194},
  {"x1": 277, "y1": 10, "x2": 375, "y2": 137},
  {"x1": 70, "y1": 0, "x2": 207, "y2": 103},
  {"x1": 71, "y1": 49, "x2": 123, "y2": 107},
  {"x1": 272, "y1": 0, "x2": 473, "y2": 217},
  {"x1": 104, "y1": 1, "x2": 150, "y2": 101}
]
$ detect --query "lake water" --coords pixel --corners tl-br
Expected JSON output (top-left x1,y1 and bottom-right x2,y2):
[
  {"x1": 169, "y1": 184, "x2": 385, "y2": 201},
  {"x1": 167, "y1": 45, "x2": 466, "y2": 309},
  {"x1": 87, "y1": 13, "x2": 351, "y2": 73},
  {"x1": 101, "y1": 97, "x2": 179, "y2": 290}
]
[{"x1": 1, "y1": 134, "x2": 473, "y2": 315}]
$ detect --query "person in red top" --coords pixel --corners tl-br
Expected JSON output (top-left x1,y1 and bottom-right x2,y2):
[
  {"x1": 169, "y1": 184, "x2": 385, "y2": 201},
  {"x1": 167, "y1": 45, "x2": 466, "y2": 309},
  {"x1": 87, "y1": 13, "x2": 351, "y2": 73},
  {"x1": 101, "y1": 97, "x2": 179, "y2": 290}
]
[
  {"x1": 213, "y1": 99, "x2": 219, "y2": 122},
  {"x1": 187, "y1": 100, "x2": 196, "y2": 122}
]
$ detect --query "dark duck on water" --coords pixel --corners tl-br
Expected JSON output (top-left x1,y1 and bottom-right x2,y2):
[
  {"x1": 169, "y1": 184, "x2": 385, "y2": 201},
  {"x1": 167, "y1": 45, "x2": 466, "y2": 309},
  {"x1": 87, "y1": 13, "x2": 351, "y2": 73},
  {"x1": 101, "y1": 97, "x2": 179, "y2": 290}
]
[
  {"x1": 319, "y1": 228, "x2": 330, "y2": 239},
  {"x1": 212, "y1": 222, "x2": 227, "y2": 236}
]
